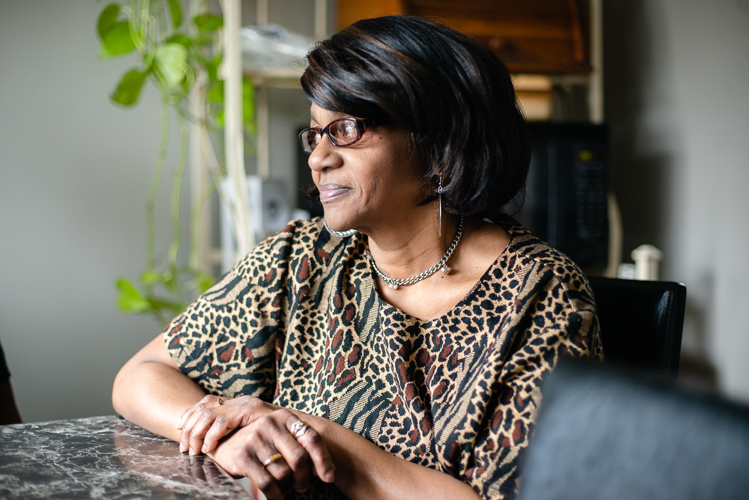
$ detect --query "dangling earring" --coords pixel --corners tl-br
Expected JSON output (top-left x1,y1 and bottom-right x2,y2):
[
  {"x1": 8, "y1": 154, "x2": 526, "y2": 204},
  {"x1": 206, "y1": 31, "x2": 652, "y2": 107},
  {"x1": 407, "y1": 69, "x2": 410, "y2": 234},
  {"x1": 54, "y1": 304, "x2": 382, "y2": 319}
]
[{"x1": 438, "y1": 173, "x2": 443, "y2": 238}]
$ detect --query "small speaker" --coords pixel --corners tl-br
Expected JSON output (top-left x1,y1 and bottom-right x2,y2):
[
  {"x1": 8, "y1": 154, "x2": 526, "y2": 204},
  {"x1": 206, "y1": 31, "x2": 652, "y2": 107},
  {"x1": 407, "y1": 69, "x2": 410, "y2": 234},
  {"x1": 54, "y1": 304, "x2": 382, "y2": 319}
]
[{"x1": 220, "y1": 176, "x2": 290, "y2": 272}]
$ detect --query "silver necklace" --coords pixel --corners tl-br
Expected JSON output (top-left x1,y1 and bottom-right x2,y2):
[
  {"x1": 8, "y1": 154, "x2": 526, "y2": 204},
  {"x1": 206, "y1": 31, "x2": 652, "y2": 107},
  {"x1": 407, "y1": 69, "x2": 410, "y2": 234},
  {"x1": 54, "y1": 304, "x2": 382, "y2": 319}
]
[
  {"x1": 367, "y1": 216, "x2": 465, "y2": 290},
  {"x1": 324, "y1": 219, "x2": 357, "y2": 238}
]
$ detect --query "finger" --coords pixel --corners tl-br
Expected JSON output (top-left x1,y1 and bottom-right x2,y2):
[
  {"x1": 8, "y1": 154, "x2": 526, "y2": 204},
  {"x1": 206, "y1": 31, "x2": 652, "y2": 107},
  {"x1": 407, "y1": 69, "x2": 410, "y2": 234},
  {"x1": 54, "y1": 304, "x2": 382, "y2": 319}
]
[
  {"x1": 261, "y1": 415, "x2": 314, "y2": 492},
  {"x1": 291, "y1": 419, "x2": 335, "y2": 483},
  {"x1": 201, "y1": 416, "x2": 237, "y2": 454},
  {"x1": 190, "y1": 406, "x2": 231, "y2": 455},
  {"x1": 177, "y1": 394, "x2": 218, "y2": 429},
  {"x1": 242, "y1": 458, "x2": 284, "y2": 500},
  {"x1": 178, "y1": 395, "x2": 217, "y2": 451},
  {"x1": 202, "y1": 397, "x2": 268, "y2": 454},
  {"x1": 252, "y1": 416, "x2": 297, "y2": 484},
  {"x1": 184, "y1": 396, "x2": 230, "y2": 454},
  {"x1": 180, "y1": 400, "x2": 212, "y2": 454},
  {"x1": 176, "y1": 405, "x2": 193, "y2": 430}
]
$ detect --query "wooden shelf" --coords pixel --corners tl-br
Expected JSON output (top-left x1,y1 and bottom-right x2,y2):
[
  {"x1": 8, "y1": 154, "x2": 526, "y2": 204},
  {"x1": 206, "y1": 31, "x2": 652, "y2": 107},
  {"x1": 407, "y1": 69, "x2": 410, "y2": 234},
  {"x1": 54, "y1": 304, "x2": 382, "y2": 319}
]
[
  {"x1": 338, "y1": 0, "x2": 592, "y2": 75},
  {"x1": 243, "y1": 67, "x2": 304, "y2": 89}
]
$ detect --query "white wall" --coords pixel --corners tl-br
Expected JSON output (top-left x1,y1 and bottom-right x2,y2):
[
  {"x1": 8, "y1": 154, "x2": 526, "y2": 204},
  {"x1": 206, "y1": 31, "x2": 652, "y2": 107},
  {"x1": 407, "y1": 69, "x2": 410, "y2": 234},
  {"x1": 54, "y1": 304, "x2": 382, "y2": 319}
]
[
  {"x1": 605, "y1": 0, "x2": 749, "y2": 401},
  {"x1": 0, "y1": 1, "x2": 175, "y2": 422},
  {"x1": 0, "y1": 0, "x2": 320, "y2": 423}
]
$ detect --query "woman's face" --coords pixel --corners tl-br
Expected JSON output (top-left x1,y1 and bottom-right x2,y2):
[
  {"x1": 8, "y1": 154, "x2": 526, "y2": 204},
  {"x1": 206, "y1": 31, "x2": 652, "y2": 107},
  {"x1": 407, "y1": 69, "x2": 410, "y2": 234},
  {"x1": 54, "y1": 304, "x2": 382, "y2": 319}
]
[{"x1": 307, "y1": 103, "x2": 427, "y2": 234}]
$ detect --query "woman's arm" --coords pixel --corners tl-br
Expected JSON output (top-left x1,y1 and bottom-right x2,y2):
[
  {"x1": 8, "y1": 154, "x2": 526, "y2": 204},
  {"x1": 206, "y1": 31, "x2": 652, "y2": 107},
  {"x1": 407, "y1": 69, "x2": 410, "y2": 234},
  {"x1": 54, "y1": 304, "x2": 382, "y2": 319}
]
[
  {"x1": 183, "y1": 397, "x2": 480, "y2": 500},
  {"x1": 113, "y1": 334, "x2": 336, "y2": 500},
  {"x1": 112, "y1": 333, "x2": 206, "y2": 442},
  {"x1": 306, "y1": 412, "x2": 481, "y2": 500},
  {"x1": 117, "y1": 336, "x2": 476, "y2": 499}
]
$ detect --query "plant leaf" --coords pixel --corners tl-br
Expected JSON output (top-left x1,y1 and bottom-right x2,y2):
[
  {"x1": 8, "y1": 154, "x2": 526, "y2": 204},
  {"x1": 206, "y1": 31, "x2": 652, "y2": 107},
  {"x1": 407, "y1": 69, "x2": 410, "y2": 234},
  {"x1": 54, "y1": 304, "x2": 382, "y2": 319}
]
[
  {"x1": 153, "y1": 43, "x2": 188, "y2": 88},
  {"x1": 194, "y1": 32, "x2": 215, "y2": 46},
  {"x1": 111, "y1": 68, "x2": 147, "y2": 106},
  {"x1": 97, "y1": 3, "x2": 121, "y2": 41},
  {"x1": 100, "y1": 20, "x2": 137, "y2": 58},
  {"x1": 242, "y1": 76, "x2": 255, "y2": 127},
  {"x1": 166, "y1": 33, "x2": 192, "y2": 49},
  {"x1": 140, "y1": 269, "x2": 169, "y2": 286},
  {"x1": 116, "y1": 277, "x2": 151, "y2": 313},
  {"x1": 162, "y1": 270, "x2": 177, "y2": 292},
  {"x1": 207, "y1": 80, "x2": 224, "y2": 104},
  {"x1": 204, "y1": 53, "x2": 222, "y2": 82},
  {"x1": 197, "y1": 273, "x2": 215, "y2": 293},
  {"x1": 147, "y1": 297, "x2": 186, "y2": 314},
  {"x1": 193, "y1": 13, "x2": 223, "y2": 31},
  {"x1": 167, "y1": 0, "x2": 183, "y2": 29}
]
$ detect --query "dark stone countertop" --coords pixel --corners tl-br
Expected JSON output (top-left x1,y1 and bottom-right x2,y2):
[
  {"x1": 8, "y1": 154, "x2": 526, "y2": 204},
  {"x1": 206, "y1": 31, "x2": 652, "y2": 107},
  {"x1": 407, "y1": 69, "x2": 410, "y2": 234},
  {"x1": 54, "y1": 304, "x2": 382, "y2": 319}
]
[{"x1": 0, "y1": 415, "x2": 256, "y2": 499}]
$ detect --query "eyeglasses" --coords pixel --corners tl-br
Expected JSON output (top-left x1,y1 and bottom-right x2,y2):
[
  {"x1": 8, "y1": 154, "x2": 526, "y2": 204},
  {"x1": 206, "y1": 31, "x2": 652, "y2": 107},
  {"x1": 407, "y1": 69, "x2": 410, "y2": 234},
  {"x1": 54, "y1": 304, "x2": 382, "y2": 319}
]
[{"x1": 299, "y1": 117, "x2": 374, "y2": 154}]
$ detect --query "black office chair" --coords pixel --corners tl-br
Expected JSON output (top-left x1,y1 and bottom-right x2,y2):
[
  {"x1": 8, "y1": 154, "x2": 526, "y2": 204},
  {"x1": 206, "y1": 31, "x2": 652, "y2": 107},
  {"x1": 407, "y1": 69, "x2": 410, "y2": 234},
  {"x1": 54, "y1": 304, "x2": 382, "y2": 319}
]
[
  {"x1": 0, "y1": 340, "x2": 22, "y2": 425},
  {"x1": 519, "y1": 360, "x2": 749, "y2": 499},
  {"x1": 587, "y1": 276, "x2": 687, "y2": 378}
]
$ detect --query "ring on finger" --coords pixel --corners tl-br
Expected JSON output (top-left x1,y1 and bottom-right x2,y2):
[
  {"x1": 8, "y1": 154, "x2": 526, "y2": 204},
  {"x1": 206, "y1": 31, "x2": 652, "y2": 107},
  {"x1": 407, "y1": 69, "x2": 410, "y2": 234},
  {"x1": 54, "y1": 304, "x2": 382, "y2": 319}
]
[
  {"x1": 262, "y1": 453, "x2": 284, "y2": 467},
  {"x1": 289, "y1": 420, "x2": 308, "y2": 440},
  {"x1": 217, "y1": 397, "x2": 224, "y2": 405}
]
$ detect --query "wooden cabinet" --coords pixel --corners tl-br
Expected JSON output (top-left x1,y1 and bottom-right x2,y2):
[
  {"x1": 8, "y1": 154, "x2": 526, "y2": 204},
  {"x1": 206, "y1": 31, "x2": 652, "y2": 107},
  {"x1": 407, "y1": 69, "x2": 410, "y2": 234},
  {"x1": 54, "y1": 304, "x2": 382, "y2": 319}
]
[{"x1": 338, "y1": 0, "x2": 591, "y2": 75}]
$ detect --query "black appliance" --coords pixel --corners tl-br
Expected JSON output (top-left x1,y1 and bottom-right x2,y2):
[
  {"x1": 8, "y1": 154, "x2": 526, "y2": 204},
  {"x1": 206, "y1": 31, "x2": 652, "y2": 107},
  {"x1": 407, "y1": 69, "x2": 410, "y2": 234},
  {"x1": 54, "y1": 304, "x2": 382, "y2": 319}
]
[{"x1": 510, "y1": 122, "x2": 610, "y2": 273}]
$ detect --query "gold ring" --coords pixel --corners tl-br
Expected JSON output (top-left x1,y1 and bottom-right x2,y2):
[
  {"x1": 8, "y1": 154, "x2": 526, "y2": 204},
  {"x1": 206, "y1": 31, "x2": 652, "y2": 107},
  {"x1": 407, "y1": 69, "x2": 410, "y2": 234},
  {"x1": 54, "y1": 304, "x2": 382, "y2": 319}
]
[
  {"x1": 289, "y1": 420, "x2": 308, "y2": 440},
  {"x1": 262, "y1": 453, "x2": 283, "y2": 467},
  {"x1": 218, "y1": 397, "x2": 224, "y2": 405}
]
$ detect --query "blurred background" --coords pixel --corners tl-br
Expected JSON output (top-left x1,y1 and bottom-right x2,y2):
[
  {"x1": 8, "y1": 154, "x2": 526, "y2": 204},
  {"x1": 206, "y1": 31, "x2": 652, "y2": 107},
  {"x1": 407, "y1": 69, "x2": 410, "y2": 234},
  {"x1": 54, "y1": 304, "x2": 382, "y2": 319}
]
[{"x1": 1, "y1": 0, "x2": 747, "y2": 423}]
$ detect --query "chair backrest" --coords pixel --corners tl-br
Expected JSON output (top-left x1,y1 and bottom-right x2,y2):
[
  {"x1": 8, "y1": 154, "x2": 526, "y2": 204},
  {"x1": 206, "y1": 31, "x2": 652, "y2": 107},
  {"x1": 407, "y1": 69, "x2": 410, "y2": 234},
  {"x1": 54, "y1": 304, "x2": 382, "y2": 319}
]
[
  {"x1": 587, "y1": 276, "x2": 686, "y2": 377},
  {"x1": 519, "y1": 360, "x2": 749, "y2": 500}
]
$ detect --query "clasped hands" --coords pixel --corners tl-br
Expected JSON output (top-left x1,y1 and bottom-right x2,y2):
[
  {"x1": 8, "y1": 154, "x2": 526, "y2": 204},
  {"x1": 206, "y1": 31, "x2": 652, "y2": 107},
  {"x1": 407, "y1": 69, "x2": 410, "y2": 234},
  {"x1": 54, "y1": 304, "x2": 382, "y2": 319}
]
[{"x1": 176, "y1": 395, "x2": 335, "y2": 499}]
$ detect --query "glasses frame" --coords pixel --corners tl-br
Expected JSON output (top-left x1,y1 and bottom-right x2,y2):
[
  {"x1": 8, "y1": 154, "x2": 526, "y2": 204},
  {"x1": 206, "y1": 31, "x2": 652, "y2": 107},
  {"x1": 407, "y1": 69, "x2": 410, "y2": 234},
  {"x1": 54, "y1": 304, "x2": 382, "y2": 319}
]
[{"x1": 299, "y1": 117, "x2": 374, "y2": 154}]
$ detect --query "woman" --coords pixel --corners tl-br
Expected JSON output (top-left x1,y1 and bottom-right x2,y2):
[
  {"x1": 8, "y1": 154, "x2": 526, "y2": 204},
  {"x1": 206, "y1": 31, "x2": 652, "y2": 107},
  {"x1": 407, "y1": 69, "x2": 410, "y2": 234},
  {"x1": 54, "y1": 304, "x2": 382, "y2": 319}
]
[{"x1": 113, "y1": 15, "x2": 603, "y2": 500}]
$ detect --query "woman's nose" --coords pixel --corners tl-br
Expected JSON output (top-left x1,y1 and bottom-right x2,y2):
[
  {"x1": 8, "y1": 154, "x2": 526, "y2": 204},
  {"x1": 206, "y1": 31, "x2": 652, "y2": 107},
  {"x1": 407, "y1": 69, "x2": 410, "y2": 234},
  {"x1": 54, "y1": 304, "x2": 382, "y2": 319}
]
[{"x1": 307, "y1": 134, "x2": 341, "y2": 172}]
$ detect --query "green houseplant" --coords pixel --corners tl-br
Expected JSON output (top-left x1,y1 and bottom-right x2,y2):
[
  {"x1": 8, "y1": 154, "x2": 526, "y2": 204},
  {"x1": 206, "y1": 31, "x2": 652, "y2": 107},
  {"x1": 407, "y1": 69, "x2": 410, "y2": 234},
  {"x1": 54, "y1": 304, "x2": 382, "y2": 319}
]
[{"x1": 97, "y1": 0, "x2": 254, "y2": 324}]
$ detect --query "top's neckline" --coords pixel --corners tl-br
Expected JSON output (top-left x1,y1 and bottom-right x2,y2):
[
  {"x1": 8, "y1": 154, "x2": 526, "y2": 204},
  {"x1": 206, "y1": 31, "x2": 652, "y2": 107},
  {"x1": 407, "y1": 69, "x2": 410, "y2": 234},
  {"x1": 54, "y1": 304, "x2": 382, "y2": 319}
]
[{"x1": 367, "y1": 218, "x2": 521, "y2": 325}]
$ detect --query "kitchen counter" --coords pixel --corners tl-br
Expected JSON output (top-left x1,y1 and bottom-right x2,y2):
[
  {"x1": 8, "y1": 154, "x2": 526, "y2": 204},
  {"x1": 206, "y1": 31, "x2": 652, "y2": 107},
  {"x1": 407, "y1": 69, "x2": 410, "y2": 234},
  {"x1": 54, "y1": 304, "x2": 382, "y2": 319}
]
[{"x1": 0, "y1": 415, "x2": 255, "y2": 499}]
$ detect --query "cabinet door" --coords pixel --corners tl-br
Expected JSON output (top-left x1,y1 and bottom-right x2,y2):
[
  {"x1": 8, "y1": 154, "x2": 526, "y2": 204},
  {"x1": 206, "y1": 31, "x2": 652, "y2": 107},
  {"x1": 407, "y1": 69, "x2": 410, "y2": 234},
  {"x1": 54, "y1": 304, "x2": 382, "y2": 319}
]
[{"x1": 337, "y1": 0, "x2": 591, "y2": 75}]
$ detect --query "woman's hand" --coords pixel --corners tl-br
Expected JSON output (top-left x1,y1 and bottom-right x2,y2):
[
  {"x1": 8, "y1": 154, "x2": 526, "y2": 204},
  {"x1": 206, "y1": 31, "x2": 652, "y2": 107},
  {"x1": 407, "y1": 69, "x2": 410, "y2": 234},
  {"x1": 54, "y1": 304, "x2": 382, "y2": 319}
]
[
  {"x1": 208, "y1": 409, "x2": 336, "y2": 500},
  {"x1": 177, "y1": 395, "x2": 277, "y2": 456}
]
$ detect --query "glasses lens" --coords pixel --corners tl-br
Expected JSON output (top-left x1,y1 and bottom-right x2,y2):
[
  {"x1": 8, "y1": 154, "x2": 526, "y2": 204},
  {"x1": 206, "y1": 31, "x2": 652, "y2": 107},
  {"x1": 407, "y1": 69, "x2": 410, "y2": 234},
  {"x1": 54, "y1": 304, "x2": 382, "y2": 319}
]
[
  {"x1": 328, "y1": 119, "x2": 359, "y2": 146},
  {"x1": 299, "y1": 128, "x2": 319, "y2": 153}
]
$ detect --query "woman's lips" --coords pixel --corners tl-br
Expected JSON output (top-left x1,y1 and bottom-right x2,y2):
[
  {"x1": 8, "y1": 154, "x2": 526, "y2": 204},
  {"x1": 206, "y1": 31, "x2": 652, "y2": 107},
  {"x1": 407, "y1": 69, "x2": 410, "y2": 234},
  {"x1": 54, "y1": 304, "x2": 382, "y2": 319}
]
[{"x1": 318, "y1": 184, "x2": 352, "y2": 202}]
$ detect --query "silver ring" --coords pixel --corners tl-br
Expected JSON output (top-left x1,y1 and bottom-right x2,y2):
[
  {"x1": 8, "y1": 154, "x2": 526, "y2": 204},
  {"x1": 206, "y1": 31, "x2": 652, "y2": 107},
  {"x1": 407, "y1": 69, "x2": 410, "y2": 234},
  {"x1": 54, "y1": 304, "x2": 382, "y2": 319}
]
[{"x1": 289, "y1": 420, "x2": 308, "y2": 439}]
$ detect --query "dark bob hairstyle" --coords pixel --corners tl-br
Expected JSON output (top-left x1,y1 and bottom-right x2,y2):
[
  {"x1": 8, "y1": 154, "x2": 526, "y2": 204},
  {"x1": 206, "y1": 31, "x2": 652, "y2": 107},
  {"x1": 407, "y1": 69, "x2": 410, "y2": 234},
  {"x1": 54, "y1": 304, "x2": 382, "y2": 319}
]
[{"x1": 301, "y1": 15, "x2": 530, "y2": 219}]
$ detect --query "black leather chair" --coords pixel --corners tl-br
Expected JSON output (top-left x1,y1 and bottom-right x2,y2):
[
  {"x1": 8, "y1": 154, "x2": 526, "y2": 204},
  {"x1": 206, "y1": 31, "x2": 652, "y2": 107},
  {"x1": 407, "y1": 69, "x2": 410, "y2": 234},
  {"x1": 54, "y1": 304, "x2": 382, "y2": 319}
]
[
  {"x1": 519, "y1": 360, "x2": 749, "y2": 500},
  {"x1": 587, "y1": 276, "x2": 687, "y2": 378}
]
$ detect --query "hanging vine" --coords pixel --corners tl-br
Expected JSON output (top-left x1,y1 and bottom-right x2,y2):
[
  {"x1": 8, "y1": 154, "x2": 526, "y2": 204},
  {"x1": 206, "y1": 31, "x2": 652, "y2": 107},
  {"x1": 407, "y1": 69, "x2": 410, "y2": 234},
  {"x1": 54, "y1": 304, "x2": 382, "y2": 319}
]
[{"x1": 97, "y1": 0, "x2": 254, "y2": 324}]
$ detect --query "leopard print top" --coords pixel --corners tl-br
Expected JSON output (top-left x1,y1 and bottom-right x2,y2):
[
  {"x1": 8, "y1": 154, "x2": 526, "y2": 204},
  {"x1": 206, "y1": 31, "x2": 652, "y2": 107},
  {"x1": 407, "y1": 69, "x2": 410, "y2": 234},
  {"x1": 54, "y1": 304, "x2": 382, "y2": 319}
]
[{"x1": 163, "y1": 215, "x2": 603, "y2": 499}]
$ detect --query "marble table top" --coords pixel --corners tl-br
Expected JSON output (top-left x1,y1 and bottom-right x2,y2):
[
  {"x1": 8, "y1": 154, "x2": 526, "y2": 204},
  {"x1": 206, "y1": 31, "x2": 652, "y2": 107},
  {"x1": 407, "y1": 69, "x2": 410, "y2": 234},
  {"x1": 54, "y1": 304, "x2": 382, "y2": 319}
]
[{"x1": 0, "y1": 415, "x2": 256, "y2": 499}]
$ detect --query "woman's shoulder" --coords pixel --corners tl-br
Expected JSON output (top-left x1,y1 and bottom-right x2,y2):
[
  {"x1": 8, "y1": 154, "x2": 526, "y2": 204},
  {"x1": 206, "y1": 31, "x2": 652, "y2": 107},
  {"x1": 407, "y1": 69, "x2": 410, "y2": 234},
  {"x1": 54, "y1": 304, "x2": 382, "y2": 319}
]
[
  {"x1": 227, "y1": 218, "x2": 331, "y2": 277},
  {"x1": 227, "y1": 217, "x2": 365, "y2": 286},
  {"x1": 233, "y1": 217, "x2": 322, "y2": 266},
  {"x1": 491, "y1": 213, "x2": 596, "y2": 313}
]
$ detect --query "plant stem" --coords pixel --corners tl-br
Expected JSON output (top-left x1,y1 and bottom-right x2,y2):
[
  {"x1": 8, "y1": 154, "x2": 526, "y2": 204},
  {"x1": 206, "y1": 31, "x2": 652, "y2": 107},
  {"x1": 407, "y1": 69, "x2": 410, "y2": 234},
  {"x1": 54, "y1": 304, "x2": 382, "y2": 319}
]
[
  {"x1": 189, "y1": 173, "x2": 218, "y2": 271},
  {"x1": 147, "y1": 102, "x2": 171, "y2": 276},
  {"x1": 167, "y1": 110, "x2": 190, "y2": 299}
]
